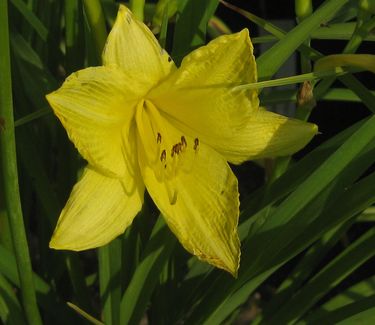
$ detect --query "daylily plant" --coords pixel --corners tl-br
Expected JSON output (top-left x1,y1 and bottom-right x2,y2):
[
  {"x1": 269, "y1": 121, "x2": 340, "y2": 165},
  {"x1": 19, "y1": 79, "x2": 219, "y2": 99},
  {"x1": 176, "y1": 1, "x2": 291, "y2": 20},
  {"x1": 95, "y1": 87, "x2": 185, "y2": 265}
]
[{"x1": 46, "y1": 5, "x2": 317, "y2": 276}]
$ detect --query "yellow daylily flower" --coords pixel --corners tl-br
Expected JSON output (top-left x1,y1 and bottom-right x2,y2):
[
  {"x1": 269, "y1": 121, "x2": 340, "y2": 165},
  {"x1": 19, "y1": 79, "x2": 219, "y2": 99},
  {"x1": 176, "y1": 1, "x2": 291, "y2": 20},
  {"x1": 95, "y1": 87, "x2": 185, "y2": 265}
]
[{"x1": 46, "y1": 4, "x2": 318, "y2": 276}]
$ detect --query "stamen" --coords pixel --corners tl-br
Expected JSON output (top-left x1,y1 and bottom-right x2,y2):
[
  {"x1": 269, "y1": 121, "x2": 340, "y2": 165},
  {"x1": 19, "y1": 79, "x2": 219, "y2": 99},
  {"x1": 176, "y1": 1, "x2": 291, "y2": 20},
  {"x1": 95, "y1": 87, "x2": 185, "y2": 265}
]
[
  {"x1": 181, "y1": 136, "x2": 187, "y2": 149},
  {"x1": 160, "y1": 149, "x2": 166, "y2": 162},
  {"x1": 194, "y1": 138, "x2": 200, "y2": 151},
  {"x1": 136, "y1": 100, "x2": 199, "y2": 199}
]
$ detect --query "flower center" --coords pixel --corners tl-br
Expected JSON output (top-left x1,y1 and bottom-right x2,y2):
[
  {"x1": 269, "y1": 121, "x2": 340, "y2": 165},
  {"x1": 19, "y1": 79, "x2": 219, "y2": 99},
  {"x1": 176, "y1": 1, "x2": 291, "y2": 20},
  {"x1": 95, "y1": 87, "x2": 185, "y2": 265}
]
[{"x1": 135, "y1": 100, "x2": 199, "y2": 204}]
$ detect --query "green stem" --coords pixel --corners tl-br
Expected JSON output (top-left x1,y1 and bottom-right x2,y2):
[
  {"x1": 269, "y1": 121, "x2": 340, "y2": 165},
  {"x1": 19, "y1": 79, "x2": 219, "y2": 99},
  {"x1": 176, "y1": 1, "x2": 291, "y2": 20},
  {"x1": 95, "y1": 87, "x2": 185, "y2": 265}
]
[
  {"x1": 99, "y1": 240, "x2": 122, "y2": 325},
  {"x1": 0, "y1": 1, "x2": 42, "y2": 324},
  {"x1": 233, "y1": 67, "x2": 350, "y2": 91},
  {"x1": 82, "y1": 0, "x2": 107, "y2": 61},
  {"x1": 129, "y1": 0, "x2": 145, "y2": 21},
  {"x1": 295, "y1": 0, "x2": 313, "y2": 73},
  {"x1": 295, "y1": 0, "x2": 313, "y2": 22}
]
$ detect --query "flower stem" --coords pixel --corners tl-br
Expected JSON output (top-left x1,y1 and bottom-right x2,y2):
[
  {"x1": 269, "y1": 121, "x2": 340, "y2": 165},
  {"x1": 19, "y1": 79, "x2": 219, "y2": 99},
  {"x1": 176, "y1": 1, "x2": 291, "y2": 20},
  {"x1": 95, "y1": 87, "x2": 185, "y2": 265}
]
[
  {"x1": 0, "y1": 1, "x2": 42, "y2": 324},
  {"x1": 82, "y1": 0, "x2": 107, "y2": 61},
  {"x1": 129, "y1": 0, "x2": 145, "y2": 21}
]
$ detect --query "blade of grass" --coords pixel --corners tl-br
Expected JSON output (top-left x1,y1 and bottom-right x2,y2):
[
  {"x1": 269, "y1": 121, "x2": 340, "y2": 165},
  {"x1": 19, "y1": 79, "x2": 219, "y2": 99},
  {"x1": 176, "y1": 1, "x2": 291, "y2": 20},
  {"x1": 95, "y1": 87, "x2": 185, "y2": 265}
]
[
  {"x1": 261, "y1": 88, "x2": 375, "y2": 104},
  {"x1": 301, "y1": 295, "x2": 375, "y2": 324},
  {"x1": 129, "y1": 0, "x2": 145, "y2": 21},
  {"x1": 0, "y1": 273, "x2": 26, "y2": 325},
  {"x1": 119, "y1": 217, "x2": 176, "y2": 325},
  {"x1": 262, "y1": 169, "x2": 375, "y2": 317},
  {"x1": 0, "y1": 244, "x2": 76, "y2": 324},
  {"x1": 255, "y1": 0, "x2": 349, "y2": 80},
  {"x1": 82, "y1": 0, "x2": 107, "y2": 64},
  {"x1": 252, "y1": 23, "x2": 375, "y2": 43},
  {"x1": 158, "y1": 2, "x2": 169, "y2": 48},
  {"x1": 300, "y1": 276, "x2": 375, "y2": 323},
  {"x1": 10, "y1": 0, "x2": 48, "y2": 41},
  {"x1": 224, "y1": 1, "x2": 375, "y2": 113},
  {"x1": 233, "y1": 66, "x2": 353, "y2": 91},
  {"x1": 99, "y1": 239, "x2": 122, "y2": 325},
  {"x1": 0, "y1": 2, "x2": 42, "y2": 324},
  {"x1": 266, "y1": 228, "x2": 375, "y2": 324},
  {"x1": 65, "y1": 0, "x2": 85, "y2": 73},
  {"x1": 67, "y1": 302, "x2": 105, "y2": 325},
  {"x1": 249, "y1": 115, "x2": 375, "y2": 272},
  {"x1": 172, "y1": 0, "x2": 219, "y2": 63}
]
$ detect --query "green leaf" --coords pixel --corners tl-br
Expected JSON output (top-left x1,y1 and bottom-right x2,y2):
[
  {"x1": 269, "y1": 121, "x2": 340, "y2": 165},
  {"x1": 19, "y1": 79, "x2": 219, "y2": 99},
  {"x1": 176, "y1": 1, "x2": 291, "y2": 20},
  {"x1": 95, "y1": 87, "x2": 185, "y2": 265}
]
[
  {"x1": 10, "y1": 0, "x2": 48, "y2": 41},
  {"x1": 119, "y1": 217, "x2": 176, "y2": 325},
  {"x1": 256, "y1": 0, "x2": 349, "y2": 80},
  {"x1": 317, "y1": 295, "x2": 375, "y2": 324},
  {"x1": 99, "y1": 239, "x2": 122, "y2": 325},
  {"x1": 249, "y1": 115, "x2": 375, "y2": 271},
  {"x1": 172, "y1": 0, "x2": 219, "y2": 63},
  {"x1": 67, "y1": 302, "x2": 105, "y2": 325},
  {"x1": 301, "y1": 276, "x2": 375, "y2": 323},
  {"x1": 315, "y1": 54, "x2": 375, "y2": 73},
  {"x1": 0, "y1": 2, "x2": 42, "y2": 323},
  {"x1": 0, "y1": 274, "x2": 26, "y2": 324},
  {"x1": 266, "y1": 228, "x2": 375, "y2": 324}
]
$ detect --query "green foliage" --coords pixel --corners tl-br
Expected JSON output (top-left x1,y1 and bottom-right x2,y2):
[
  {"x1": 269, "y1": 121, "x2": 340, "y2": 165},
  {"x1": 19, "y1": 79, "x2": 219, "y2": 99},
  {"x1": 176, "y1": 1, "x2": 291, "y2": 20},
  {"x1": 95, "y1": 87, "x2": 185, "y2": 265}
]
[{"x1": 0, "y1": 0, "x2": 374, "y2": 324}]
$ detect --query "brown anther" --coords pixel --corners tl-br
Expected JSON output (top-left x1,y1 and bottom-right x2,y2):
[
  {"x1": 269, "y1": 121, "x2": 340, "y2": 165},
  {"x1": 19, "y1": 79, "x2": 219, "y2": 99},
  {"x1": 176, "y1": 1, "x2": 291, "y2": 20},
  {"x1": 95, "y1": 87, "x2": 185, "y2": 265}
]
[
  {"x1": 168, "y1": 56, "x2": 172, "y2": 62},
  {"x1": 157, "y1": 132, "x2": 162, "y2": 144},
  {"x1": 194, "y1": 138, "x2": 199, "y2": 151},
  {"x1": 160, "y1": 150, "x2": 166, "y2": 162},
  {"x1": 181, "y1": 136, "x2": 187, "y2": 148}
]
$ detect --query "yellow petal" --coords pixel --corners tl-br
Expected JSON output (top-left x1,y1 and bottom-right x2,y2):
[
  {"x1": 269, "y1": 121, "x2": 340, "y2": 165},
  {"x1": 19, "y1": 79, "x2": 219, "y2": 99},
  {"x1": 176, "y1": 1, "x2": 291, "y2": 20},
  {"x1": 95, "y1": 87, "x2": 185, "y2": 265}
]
[
  {"x1": 219, "y1": 109, "x2": 318, "y2": 164},
  {"x1": 46, "y1": 66, "x2": 142, "y2": 177},
  {"x1": 102, "y1": 4, "x2": 175, "y2": 89},
  {"x1": 136, "y1": 109, "x2": 240, "y2": 276},
  {"x1": 148, "y1": 29, "x2": 258, "y2": 143},
  {"x1": 49, "y1": 167, "x2": 144, "y2": 250}
]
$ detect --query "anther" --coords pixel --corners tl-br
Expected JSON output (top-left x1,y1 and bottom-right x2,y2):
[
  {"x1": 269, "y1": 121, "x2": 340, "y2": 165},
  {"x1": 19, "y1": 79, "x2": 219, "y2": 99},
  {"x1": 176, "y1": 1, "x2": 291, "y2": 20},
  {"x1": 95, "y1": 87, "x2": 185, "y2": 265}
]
[
  {"x1": 171, "y1": 144, "x2": 180, "y2": 157},
  {"x1": 168, "y1": 56, "x2": 172, "y2": 62},
  {"x1": 181, "y1": 136, "x2": 187, "y2": 148},
  {"x1": 194, "y1": 138, "x2": 199, "y2": 151},
  {"x1": 160, "y1": 150, "x2": 166, "y2": 162},
  {"x1": 157, "y1": 132, "x2": 162, "y2": 144}
]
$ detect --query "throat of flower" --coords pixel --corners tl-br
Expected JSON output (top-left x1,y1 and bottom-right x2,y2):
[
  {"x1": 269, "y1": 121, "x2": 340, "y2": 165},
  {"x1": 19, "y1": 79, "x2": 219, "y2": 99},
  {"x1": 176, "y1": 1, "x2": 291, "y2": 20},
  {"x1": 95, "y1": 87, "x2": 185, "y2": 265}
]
[{"x1": 135, "y1": 100, "x2": 199, "y2": 204}]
